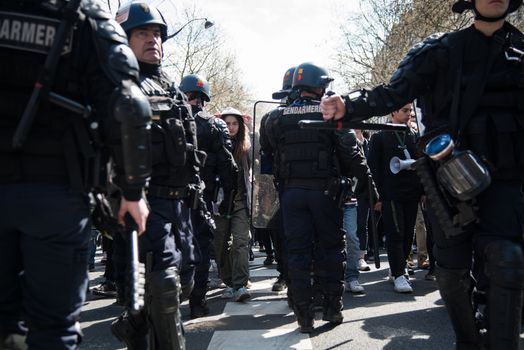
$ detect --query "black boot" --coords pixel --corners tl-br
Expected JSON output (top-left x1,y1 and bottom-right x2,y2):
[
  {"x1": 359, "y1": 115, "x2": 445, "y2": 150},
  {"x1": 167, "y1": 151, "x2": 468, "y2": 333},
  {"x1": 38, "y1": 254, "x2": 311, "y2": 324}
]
[
  {"x1": 484, "y1": 241, "x2": 524, "y2": 350},
  {"x1": 111, "y1": 310, "x2": 148, "y2": 350},
  {"x1": 189, "y1": 294, "x2": 210, "y2": 319},
  {"x1": 293, "y1": 303, "x2": 314, "y2": 334},
  {"x1": 435, "y1": 265, "x2": 480, "y2": 347},
  {"x1": 322, "y1": 295, "x2": 344, "y2": 325},
  {"x1": 148, "y1": 268, "x2": 185, "y2": 350}
]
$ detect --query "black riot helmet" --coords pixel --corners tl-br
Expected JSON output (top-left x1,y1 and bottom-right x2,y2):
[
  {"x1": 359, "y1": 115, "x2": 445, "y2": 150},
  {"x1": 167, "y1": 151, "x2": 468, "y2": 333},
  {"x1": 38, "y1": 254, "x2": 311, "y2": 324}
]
[
  {"x1": 179, "y1": 74, "x2": 211, "y2": 102},
  {"x1": 272, "y1": 66, "x2": 296, "y2": 100},
  {"x1": 116, "y1": 2, "x2": 168, "y2": 42},
  {"x1": 291, "y1": 62, "x2": 334, "y2": 93},
  {"x1": 452, "y1": 0, "x2": 522, "y2": 21}
]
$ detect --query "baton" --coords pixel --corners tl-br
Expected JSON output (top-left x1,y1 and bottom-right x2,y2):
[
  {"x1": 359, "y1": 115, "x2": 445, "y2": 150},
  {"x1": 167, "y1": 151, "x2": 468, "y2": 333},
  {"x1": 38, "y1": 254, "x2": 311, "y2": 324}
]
[
  {"x1": 368, "y1": 177, "x2": 381, "y2": 269},
  {"x1": 298, "y1": 120, "x2": 409, "y2": 132}
]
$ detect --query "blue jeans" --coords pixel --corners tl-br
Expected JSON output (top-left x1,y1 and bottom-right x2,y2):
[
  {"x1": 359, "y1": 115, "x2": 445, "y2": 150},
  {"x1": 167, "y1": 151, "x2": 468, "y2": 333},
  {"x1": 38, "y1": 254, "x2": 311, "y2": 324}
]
[{"x1": 344, "y1": 203, "x2": 360, "y2": 282}]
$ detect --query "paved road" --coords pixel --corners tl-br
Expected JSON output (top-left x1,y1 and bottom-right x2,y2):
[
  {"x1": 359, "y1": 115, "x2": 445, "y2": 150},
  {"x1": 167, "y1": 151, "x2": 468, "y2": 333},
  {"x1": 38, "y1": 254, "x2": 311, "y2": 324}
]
[{"x1": 81, "y1": 249, "x2": 524, "y2": 349}]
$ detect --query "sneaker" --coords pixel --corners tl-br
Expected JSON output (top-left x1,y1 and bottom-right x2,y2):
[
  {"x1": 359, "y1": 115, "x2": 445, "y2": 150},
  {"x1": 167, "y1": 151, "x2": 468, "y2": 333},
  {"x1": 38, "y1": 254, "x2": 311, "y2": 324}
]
[
  {"x1": 393, "y1": 276, "x2": 413, "y2": 293},
  {"x1": 346, "y1": 280, "x2": 365, "y2": 294},
  {"x1": 263, "y1": 256, "x2": 274, "y2": 265},
  {"x1": 272, "y1": 276, "x2": 287, "y2": 292},
  {"x1": 246, "y1": 280, "x2": 253, "y2": 289},
  {"x1": 92, "y1": 280, "x2": 117, "y2": 298},
  {"x1": 233, "y1": 287, "x2": 251, "y2": 302},
  {"x1": 357, "y1": 258, "x2": 371, "y2": 271},
  {"x1": 388, "y1": 269, "x2": 410, "y2": 282},
  {"x1": 221, "y1": 287, "x2": 234, "y2": 299}
]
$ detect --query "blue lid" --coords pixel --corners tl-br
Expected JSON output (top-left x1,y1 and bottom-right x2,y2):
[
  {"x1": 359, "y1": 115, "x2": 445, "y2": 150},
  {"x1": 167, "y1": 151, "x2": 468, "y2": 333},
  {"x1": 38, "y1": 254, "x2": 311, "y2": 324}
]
[{"x1": 425, "y1": 134, "x2": 452, "y2": 156}]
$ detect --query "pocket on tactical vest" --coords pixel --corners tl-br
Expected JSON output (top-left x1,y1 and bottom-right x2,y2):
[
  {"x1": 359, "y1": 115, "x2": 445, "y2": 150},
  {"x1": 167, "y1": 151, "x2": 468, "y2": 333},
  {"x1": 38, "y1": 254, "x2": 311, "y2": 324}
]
[{"x1": 163, "y1": 117, "x2": 187, "y2": 167}]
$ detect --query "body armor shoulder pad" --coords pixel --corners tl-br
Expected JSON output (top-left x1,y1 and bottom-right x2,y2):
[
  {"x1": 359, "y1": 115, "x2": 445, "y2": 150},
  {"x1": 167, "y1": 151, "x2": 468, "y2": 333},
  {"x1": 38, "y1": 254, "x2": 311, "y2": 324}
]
[
  {"x1": 396, "y1": 32, "x2": 448, "y2": 70},
  {"x1": 81, "y1": 0, "x2": 112, "y2": 20},
  {"x1": 196, "y1": 110, "x2": 213, "y2": 120},
  {"x1": 210, "y1": 116, "x2": 229, "y2": 134},
  {"x1": 83, "y1": 6, "x2": 140, "y2": 84}
]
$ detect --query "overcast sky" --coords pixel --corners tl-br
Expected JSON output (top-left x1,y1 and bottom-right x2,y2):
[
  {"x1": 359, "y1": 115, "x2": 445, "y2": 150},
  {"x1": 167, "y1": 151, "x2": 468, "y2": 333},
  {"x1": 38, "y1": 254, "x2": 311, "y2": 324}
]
[{"x1": 170, "y1": 0, "x2": 359, "y2": 101}]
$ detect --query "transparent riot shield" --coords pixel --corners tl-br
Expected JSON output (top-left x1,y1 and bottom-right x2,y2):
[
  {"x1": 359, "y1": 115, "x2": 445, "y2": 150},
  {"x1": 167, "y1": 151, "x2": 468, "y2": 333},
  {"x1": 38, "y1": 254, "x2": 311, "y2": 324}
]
[{"x1": 250, "y1": 100, "x2": 282, "y2": 229}]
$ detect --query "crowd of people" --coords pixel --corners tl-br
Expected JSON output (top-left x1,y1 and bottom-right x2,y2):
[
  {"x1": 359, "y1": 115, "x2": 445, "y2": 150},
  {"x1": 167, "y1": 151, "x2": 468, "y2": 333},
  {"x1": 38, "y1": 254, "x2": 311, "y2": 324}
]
[{"x1": 1, "y1": 0, "x2": 523, "y2": 350}]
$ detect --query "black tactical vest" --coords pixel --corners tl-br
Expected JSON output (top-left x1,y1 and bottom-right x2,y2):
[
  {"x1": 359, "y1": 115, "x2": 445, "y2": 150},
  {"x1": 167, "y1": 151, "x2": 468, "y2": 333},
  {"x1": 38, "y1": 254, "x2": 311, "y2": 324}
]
[
  {"x1": 0, "y1": 3, "x2": 99, "y2": 190},
  {"x1": 138, "y1": 67, "x2": 198, "y2": 189},
  {"x1": 457, "y1": 26, "x2": 524, "y2": 180},
  {"x1": 276, "y1": 99, "x2": 336, "y2": 187}
]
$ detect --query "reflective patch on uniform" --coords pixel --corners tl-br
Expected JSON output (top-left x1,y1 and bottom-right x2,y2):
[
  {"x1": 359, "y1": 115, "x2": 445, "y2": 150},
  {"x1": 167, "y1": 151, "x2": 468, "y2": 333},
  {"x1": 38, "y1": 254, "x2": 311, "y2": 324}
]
[
  {"x1": 282, "y1": 104, "x2": 321, "y2": 115},
  {"x1": 0, "y1": 11, "x2": 72, "y2": 55}
]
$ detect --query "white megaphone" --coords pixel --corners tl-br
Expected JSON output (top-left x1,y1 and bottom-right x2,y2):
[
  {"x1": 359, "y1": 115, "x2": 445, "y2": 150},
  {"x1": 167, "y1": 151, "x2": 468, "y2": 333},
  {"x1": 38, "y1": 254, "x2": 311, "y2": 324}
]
[{"x1": 389, "y1": 156, "x2": 416, "y2": 174}]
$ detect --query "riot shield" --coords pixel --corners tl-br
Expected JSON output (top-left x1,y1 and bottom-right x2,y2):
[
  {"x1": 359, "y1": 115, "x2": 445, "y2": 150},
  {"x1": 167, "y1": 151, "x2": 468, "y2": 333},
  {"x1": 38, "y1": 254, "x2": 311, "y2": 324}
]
[{"x1": 250, "y1": 100, "x2": 282, "y2": 229}]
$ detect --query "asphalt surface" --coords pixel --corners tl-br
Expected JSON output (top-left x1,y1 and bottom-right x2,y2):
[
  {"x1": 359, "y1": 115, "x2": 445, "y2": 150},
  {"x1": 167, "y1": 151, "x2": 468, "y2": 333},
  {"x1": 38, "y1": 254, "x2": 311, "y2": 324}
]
[{"x1": 81, "y1": 249, "x2": 524, "y2": 349}]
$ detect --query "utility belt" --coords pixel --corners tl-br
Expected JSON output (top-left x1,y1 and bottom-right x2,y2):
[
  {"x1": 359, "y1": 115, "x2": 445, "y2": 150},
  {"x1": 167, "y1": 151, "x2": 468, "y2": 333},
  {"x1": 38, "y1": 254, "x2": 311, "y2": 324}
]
[
  {"x1": 283, "y1": 176, "x2": 352, "y2": 208},
  {"x1": 146, "y1": 184, "x2": 189, "y2": 199},
  {"x1": 414, "y1": 134, "x2": 492, "y2": 238}
]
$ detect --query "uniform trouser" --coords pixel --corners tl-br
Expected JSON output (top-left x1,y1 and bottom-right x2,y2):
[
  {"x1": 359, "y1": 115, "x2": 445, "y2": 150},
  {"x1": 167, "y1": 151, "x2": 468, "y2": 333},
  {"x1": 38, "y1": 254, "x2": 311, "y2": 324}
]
[
  {"x1": 0, "y1": 184, "x2": 90, "y2": 350},
  {"x1": 143, "y1": 197, "x2": 196, "y2": 294},
  {"x1": 214, "y1": 203, "x2": 250, "y2": 289},
  {"x1": 113, "y1": 197, "x2": 193, "y2": 348},
  {"x1": 189, "y1": 194, "x2": 214, "y2": 303},
  {"x1": 431, "y1": 181, "x2": 524, "y2": 349},
  {"x1": 113, "y1": 196, "x2": 194, "y2": 296},
  {"x1": 382, "y1": 199, "x2": 419, "y2": 277},
  {"x1": 281, "y1": 188, "x2": 345, "y2": 308}
]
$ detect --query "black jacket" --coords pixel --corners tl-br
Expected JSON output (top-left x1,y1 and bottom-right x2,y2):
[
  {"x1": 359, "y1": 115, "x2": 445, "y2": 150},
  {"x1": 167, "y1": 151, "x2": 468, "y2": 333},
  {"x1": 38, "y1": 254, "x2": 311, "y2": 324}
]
[{"x1": 367, "y1": 129, "x2": 423, "y2": 201}]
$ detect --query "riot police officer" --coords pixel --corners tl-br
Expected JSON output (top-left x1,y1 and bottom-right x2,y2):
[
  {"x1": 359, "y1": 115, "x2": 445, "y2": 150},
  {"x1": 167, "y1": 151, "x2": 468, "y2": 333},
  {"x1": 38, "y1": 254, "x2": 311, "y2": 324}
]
[
  {"x1": 0, "y1": 0, "x2": 152, "y2": 349},
  {"x1": 321, "y1": 1, "x2": 524, "y2": 348},
  {"x1": 265, "y1": 62, "x2": 374, "y2": 333},
  {"x1": 179, "y1": 73, "x2": 238, "y2": 318},
  {"x1": 112, "y1": 3, "x2": 201, "y2": 349}
]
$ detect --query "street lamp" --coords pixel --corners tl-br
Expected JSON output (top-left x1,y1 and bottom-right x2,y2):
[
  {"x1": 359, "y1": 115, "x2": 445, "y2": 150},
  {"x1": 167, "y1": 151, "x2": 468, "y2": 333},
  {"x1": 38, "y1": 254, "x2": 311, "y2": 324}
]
[{"x1": 165, "y1": 18, "x2": 214, "y2": 41}]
